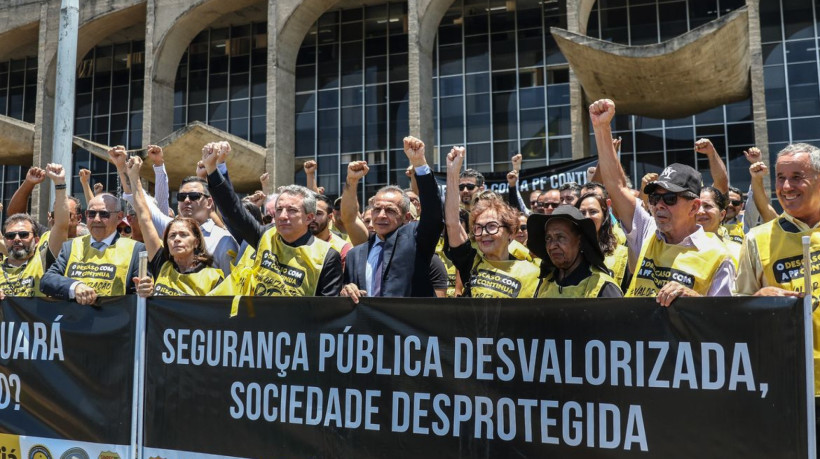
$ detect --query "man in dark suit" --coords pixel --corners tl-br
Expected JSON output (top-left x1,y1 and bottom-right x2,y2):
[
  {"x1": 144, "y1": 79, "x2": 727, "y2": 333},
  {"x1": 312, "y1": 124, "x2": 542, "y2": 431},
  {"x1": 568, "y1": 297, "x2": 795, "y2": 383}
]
[
  {"x1": 41, "y1": 193, "x2": 145, "y2": 304},
  {"x1": 340, "y1": 136, "x2": 443, "y2": 301}
]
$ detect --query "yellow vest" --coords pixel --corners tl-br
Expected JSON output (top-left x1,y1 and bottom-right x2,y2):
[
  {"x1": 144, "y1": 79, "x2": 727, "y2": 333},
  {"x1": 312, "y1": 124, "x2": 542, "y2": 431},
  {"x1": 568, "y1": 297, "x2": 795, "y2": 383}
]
[
  {"x1": 751, "y1": 217, "x2": 820, "y2": 394},
  {"x1": 509, "y1": 239, "x2": 540, "y2": 267},
  {"x1": 468, "y1": 254, "x2": 539, "y2": 298},
  {"x1": 613, "y1": 219, "x2": 627, "y2": 246},
  {"x1": 626, "y1": 231, "x2": 728, "y2": 297},
  {"x1": 721, "y1": 221, "x2": 745, "y2": 245},
  {"x1": 716, "y1": 226, "x2": 741, "y2": 268},
  {"x1": 535, "y1": 266, "x2": 618, "y2": 298},
  {"x1": 216, "y1": 227, "x2": 330, "y2": 297},
  {"x1": 153, "y1": 261, "x2": 224, "y2": 296},
  {"x1": 64, "y1": 235, "x2": 137, "y2": 296},
  {"x1": 435, "y1": 237, "x2": 457, "y2": 297},
  {"x1": 0, "y1": 255, "x2": 45, "y2": 297},
  {"x1": 604, "y1": 243, "x2": 629, "y2": 287},
  {"x1": 327, "y1": 233, "x2": 349, "y2": 258}
]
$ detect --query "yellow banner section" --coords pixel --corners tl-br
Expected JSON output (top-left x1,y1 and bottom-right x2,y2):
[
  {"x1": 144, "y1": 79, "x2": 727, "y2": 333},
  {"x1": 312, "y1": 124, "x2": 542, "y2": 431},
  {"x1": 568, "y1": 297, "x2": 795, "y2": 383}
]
[{"x1": 0, "y1": 433, "x2": 21, "y2": 459}]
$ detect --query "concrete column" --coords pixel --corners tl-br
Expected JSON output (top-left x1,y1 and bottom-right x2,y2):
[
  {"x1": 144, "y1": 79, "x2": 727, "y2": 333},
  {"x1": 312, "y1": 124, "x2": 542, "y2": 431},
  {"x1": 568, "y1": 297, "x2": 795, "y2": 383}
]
[
  {"x1": 407, "y1": 0, "x2": 435, "y2": 164},
  {"x1": 746, "y1": 0, "x2": 770, "y2": 158},
  {"x1": 142, "y1": 0, "x2": 175, "y2": 144},
  {"x1": 31, "y1": 2, "x2": 58, "y2": 222},
  {"x1": 566, "y1": 0, "x2": 588, "y2": 160},
  {"x1": 267, "y1": 1, "x2": 296, "y2": 189}
]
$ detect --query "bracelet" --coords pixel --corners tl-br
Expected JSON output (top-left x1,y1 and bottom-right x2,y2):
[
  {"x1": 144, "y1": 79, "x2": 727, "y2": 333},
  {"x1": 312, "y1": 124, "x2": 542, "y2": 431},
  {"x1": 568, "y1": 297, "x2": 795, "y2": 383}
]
[{"x1": 54, "y1": 184, "x2": 66, "y2": 190}]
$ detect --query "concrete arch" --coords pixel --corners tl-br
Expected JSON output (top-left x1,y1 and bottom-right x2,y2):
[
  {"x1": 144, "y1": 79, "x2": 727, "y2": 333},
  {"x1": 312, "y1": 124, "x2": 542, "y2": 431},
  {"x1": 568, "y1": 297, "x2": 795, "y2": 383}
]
[
  {"x1": 275, "y1": 0, "x2": 344, "y2": 72},
  {"x1": 44, "y1": 1, "x2": 147, "y2": 97},
  {"x1": 417, "y1": 0, "x2": 454, "y2": 55},
  {"x1": 0, "y1": 21, "x2": 39, "y2": 62},
  {"x1": 151, "y1": 0, "x2": 265, "y2": 90}
]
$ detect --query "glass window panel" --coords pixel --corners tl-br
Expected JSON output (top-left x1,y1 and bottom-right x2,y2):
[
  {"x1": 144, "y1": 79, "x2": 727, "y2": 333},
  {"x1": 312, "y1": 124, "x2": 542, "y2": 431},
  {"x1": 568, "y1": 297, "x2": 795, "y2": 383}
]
[
  {"x1": 548, "y1": 137, "x2": 572, "y2": 161},
  {"x1": 390, "y1": 82, "x2": 408, "y2": 102},
  {"x1": 599, "y1": 8, "x2": 629, "y2": 43},
  {"x1": 465, "y1": 72, "x2": 490, "y2": 93},
  {"x1": 317, "y1": 45, "x2": 339, "y2": 88},
  {"x1": 111, "y1": 86, "x2": 130, "y2": 113},
  {"x1": 342, "y1": 22, "x2": 363, "y2": 42},
  {"x1": 365, "y1": 56, "x2": 387, "y2": 84},
  {"x1": 659, "y1": 2, "x2": 687, "y2": 41},
  {"x1": 251, "y1": 67, "x2": 267, "y2": 97},
  {"x1": 365, "y1": 84, "x2": 386, "y2": 104},
  {"x1": 519, "y1": 87, "x2": 545, "y2": 109},
  {"x1": 188, "y1": 70, "x2": 208, "y2": 104},
  {"x1": 318, "y1": 109, "x2": 339, "y2": 155},
  {"x1": 788, "y1": 62, "x2": 820, "y2": 116},
  {"x1": 440, "y1": 96, "x2": 465, "y2": 145},
  {"x1": 763, "y1": 43, "x2": 784, "y2": 66},
  {"x1": 726, "y1": 122, "x2": 754, "y2": 146},
  {"x1": 492, "y1": 71, "x2": 517, "y2": 91},
  {"x1": 464, "y1": 15, "x2": 489, "y2": 36},
  {"x1": 464, "y1": 39, "x2": 489, "y2": 73},
  {"x1": 318, "y1": 89, "x2": 338, "y2": 109},
  {"x1": 341, "y1": 106, "x2": 363, "y2": 152},
  {"x1": 785, "y1": 39, "x2": 817, "y2": 63},
  {"x1": 688, "y1": 0, "x2": 718, "y2": 28},
  {"x1": 767, "y1": 119, "x2": 790, "y2": 143},
  {"x1": 341, "y1": 87, "x2": 363, "y2": 106},
  {"x1": 791, "y1": 117, "x2": 820, "y2": 142},
  {"x1": 517, "y1": 30, "x2": 544, "y2": 68},
  {"x1": 231, "y1": 99, "x2": 249, "y2": 119},
  {"x1": 439, "y1": 76, "x2": 463, "y2": 97},
  {"x1": 519, "y1": 108, "x2": 546, "y2": 138},
  {"x1": 365, "y1": 37, "x2": 387, "y2": 56},
  {"x1": 390, "y1": 101, "x2": 409, "y2": 148},
  {"x1": 439, "y1": 44, "x2": 463, "y2": 76},
  {"x1": 782, "y1": 0, "x2": 814, "y2": 39},
  {"x1": 230, "y1": 72, "x2": 249, "y2": 99},
  {"x1": 547, "y1": 105, "x2": 570, "y2": 136},
  {"x1": 629, "y1": 5, "x2": 658, "y2": 45},
  {"x1": 365, "y1": 104, "x2": 387, "y2": 150},
  {"x1": 341, "y1": 41, "x2": 363, "y2": 86},
  {"x1": 296, "y1": 112, "x2": 316, "y2": 156},
  {"x1": 490, "y1": 33, "x2": 516, "y2": 70},
  {"x1": 519, "y1": 67, "x2": 544, "y2": 88},
  {"x1": 188, "y1": 104, "x2": 206, "y2": 122},
  {"x1": 520, "y1": 137, "x2": 546, "y2": 160},
  {"x1": 439, "y1": 25, "x2": 462, "y2": 45},
  {"x1": 764, "y1": 65, "x2": 788, "y2": 118},
  {"x1": 759, "y1": 0, "x2": 783, "y2": 43},
  {"x1": 209, "y1": 101, "x2": 228, "y2": 120},
  {"x1": 297, "y1": 46, "x2": 316, "y2": 66},
  {"x1": 492, "y1": 92, "x2": 517, "y2": 139}
]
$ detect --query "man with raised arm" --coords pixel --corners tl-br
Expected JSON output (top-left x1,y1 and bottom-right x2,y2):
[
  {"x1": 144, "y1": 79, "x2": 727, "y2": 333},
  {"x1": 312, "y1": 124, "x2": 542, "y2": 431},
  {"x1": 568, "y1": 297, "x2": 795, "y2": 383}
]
[
  {"x1": 590, "y1": 99, "x2": 734, "y2": 306},
  {"x1": 339, "y1": 136, "x2": 443, "y2": 302},
  {"x1": 0, "y1": 164, "x2": 70, "y2": 298},
  {"x1": 202, "y1": 144, "x2": 343, "y2": 297}
]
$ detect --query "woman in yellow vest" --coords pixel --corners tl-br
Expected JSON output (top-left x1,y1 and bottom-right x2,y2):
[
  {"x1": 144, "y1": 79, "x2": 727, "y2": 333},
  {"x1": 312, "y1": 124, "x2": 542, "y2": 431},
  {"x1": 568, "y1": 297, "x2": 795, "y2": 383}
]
[
  {"x1": 126, "y1": 157, "x2": 224, "y2": 296},
  {"x1": 444, "y1": 147, "x2": 539, "y2": 298},
  {"x1": 576, "y1": 193, "x2": 630, "y2": 290},
  {"x1": 697, "y1": 186, "x2": 742, "y2": 267},
  {"x1": 527, "y1": 206, "x2": 622, "y2": 298}
]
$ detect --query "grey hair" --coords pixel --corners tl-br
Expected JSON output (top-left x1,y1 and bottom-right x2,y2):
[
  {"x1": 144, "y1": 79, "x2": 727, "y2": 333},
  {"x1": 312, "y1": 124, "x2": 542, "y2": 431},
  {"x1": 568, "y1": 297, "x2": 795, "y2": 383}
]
[
  {"x1": 276, "y1": 185, "x2": 316, "y2": 214},
  {"x1": 778, "y1": 143, "x2": 820, "y2": 173},
  {"x1": 375, "y1": 185, "x2": 411, "y2": 214}
]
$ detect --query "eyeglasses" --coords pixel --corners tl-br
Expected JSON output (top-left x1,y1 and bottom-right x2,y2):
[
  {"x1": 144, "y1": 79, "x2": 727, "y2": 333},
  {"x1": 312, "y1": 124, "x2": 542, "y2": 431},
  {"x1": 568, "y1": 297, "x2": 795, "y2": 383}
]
[
  {"x1": 473, "y1": 221, "x2": 506, "y2": 236},
  {"x1": 534, "y1": 202, "x2": 560, "y2": 209},
  {"x1": 119, "y1": 226, "x2": 132, "y2": 234},
  {"x1": 4, "y1": 231, "x2": 31, "y2": 240},
  {"x1": 86, "y1": 210, "x2": 112, "y2": 219},
  {"x1": 648, "y1": 192, "x2": 681, "y2": 206},
  {"x1": 458, "y1": 183, "x2": 477, "y2": 191},
  {"x1": 178, "y1": 192, "x2": 208, "y2": 202},
  {"x1": 729, "y1": 199, "x2": 742, "y2": 206},
  {"x1": 519, "y1": 224, "x2": 528, "y2": 231}
]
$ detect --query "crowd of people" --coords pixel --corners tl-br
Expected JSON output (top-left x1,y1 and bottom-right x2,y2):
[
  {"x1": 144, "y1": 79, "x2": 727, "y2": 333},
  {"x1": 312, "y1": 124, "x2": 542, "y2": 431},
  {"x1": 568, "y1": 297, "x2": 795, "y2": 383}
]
[{"x1": 0, "y1": 98, "x2": 817, "y2": 310}]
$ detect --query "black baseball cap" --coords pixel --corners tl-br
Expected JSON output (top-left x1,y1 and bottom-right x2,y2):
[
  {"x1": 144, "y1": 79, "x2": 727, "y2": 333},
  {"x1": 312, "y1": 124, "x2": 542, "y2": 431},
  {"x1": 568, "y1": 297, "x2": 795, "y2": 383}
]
[{"x1": 643, "y1": 163, "x2": 702, "y2": 196}]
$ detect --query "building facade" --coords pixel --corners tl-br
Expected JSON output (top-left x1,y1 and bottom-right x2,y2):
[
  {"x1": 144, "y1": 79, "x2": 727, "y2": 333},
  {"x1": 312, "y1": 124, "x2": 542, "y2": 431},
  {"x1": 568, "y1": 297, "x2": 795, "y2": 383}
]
[{"x1": 0, "y1": 0, "x2": 817, "y2": 221}]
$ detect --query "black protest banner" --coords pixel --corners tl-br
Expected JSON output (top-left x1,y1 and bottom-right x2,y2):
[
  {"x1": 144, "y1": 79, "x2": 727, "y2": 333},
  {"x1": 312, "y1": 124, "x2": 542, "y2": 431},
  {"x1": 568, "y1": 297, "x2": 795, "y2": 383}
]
[
  {"x1": 433, "y1": 157, "x2": 598, "y2": 197},
  {"x1": 144, "y1": 296, "x2": 809, "y2": 459},
  {"x1": 0, "y1": 296, "x2": 137, "y2": 443}
]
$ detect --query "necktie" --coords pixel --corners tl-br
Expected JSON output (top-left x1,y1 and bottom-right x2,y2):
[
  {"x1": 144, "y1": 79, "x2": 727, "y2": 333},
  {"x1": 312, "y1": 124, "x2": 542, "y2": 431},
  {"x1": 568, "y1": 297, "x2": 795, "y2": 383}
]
[
  {"x1": 91, "y1": 241, "x2": 106, "y2": 251},
  {"x1": 371, "y1": 241, "x2": 384, "y2": 297}
]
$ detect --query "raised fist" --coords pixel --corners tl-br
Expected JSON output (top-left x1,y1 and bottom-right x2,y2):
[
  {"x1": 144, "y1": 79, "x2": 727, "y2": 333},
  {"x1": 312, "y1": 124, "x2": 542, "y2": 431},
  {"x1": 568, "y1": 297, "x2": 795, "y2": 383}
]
[
  {"x1": 93, "y1": 182, "x2": 104, "y2": 195},
  {"x1": 216, "y1": 141, "x2": 231, "y2": 164},
  {"x1": 694, "y1": 138, "x2": 717, "y2": 156},
  {"x1": 744, "y1": 147, "x2": 762, "y2": 164},
  {"x1": 507, "y1": 170, "x2": 519, "y2": 187},
  {"x1": 347, "y1": 161, "x2": 369, "y2": 183},
  {"x1": 589, "y1": 99, "x2": 615, "y2": 128},
  {"x1": 446, "y1": 146, "x2": 466, "y2": 171},
  {"x1": 25, "y1": 167, "x2": 46, "y2": 185},
  {"x1": 146, "y1": 145, "x2": 164, "y2": 166},
  {"x1": 511, "y1": 153, "x2": 522, "y2": 171},
  {"x1": 403, "y1": 136, "x2": 427, "y2": 167},
  {"x1": 107, "y1": 146, "x2": 128, "y2": 169},
  {"x1": 196, "y1": 160, "x2": 208, "y2": 179},
  {"x1": 303, "y1": 160, "x2": 317, "y2": 175},
  {"x1": 79, "y1": 168, "x2": 91, "y2": 184},
  {"x1": 45, "y1": 163, "x2": 65, "y2": 184},
  {"x1": 749, "y1": 161, "x2": 768, "y2": 181}
]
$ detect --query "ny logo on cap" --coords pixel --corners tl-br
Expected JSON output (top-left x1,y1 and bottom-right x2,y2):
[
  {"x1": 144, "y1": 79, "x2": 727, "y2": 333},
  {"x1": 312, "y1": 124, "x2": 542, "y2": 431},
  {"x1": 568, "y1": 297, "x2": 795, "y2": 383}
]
[{"x1": 660, "y1": 167, "x2": 675, "y2": 180}]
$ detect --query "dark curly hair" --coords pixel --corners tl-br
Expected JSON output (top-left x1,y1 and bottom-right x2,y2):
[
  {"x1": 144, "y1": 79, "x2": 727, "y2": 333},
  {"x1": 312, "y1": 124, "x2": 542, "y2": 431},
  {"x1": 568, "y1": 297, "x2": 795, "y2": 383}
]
[{"x1": 575, "y1": 193, "x2": 617, "y2": 256}]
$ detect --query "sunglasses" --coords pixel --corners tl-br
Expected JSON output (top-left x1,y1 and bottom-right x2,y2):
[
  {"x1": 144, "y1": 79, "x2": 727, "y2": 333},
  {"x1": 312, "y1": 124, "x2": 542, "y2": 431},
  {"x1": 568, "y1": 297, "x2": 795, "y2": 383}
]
[
  {"x1": 119, "y1": 226, "x2": 132, "y2": 234},
  {"x1": 458, "y1": 183, "x2": 477, "y2": 191},
  {"x1": 86, "y1": 210, "x2": 112, "y2": 219},
  {"x1": 729, "y1": 199, "x2": 742, "y2": 206},
  {"x1": 178, "y1": 192, "x2": 208, "y2": 202},
  {"x1": 519, "y1": 224, "x2": 528, "y2": 231},
  {"x1": 534, "y1": 202, "x2": 560, "y2": 209},
  {"x1": 648, "y1": 192, "x2": 682, "y2": 206},
  {"x1": 4, "y1": 231, "x2": 31, "y2": 240}
]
